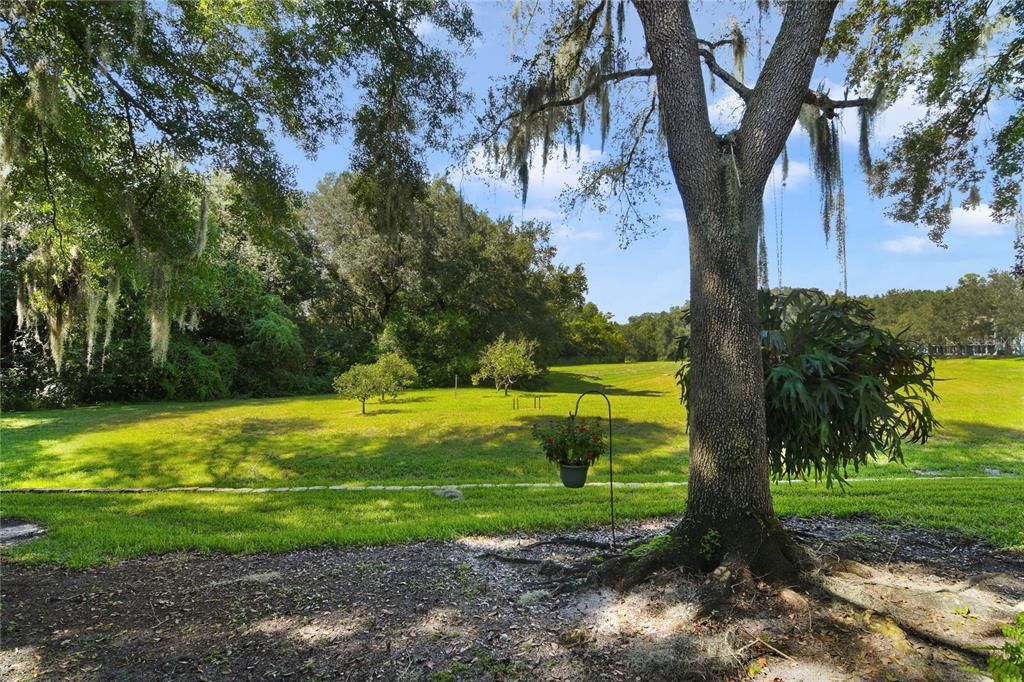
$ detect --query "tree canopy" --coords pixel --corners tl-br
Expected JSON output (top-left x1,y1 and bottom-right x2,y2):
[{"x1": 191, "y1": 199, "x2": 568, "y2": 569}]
[{"x1": 2, "y1": 0, "x2": 474, "y2": 369}]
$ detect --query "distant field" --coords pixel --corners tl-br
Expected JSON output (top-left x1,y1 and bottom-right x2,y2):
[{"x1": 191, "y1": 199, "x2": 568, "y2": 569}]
[{"x1": 2, "y1": 358, "x2": 1022, "y2": 565}]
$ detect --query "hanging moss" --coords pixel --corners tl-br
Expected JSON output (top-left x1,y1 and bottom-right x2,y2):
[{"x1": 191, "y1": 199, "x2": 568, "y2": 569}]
[
  {"x1": 599, "y1": 83, "x2": 611, "y2": 150},
  {"x1": 20, "y1": 244, "x2": 85, "y2": 373},
  {"x1": 836, "y1": 184, "x2": 848, "y2": 293},
  {"x1": 966, "y1": 185, "x2": 982, "y2": 208},
  {"x1": 804, "y1": 111, "x2": 849, "y2": 287},
  {"x1": 149, "y1": 260, "x2": 172, "y2": 365},
  {"x1": 83, "y1": 281, "x2": 102, "y2": 370},
  {"x1": 193, "y1": 194, "x2": 208, "y2": 256},
  {"x1": 730, "y1": 20, "x2": 747, "y2": 84},
  {"x1": 102, "y1": 271, "x2": 121, "y2": 363},
  {"x1": 757, "y1": 200, "x2": 769, "y2": 290},
  {"x1": 15, "y1": 279, "x2": 30, "y2": 329}
]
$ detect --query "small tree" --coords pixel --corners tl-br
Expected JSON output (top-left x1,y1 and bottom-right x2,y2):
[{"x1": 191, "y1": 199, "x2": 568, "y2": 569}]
[
  {"x1": 472, "y1": 335, "x2": 539, "y2": 396},
  {"x1": 333, "y1": 364, "x2": 381, "y2": 415},
  {"x1": 375, "y1": 352, "x2": 417, "y2": 401}
]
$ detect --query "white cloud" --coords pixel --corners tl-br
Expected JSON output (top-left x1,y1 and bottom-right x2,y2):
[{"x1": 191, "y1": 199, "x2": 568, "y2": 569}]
[
  {"x1": 708, "y1": 92, "x2": 745, "y2": 131},
  {"x1": 881, "y1": 235, "x2": 932, "y2": 254},
  {"x1": 554, "y1": 225, "x2": 604, "y2": 241},
  {"x1": 413, "y1": 18, "x2": 435, "y2": 37},
  {"x1": 872, "y1": 92, "x2": 928, "y2": 143},
  {"x1": 522, "y1": 205, "x2": 563, "y2": 222},
  {"x1": 770, "y1": 159, "x2": 810, "y2": 189},
  {"x1": 949, "y1": 204, "x2": 1008, "y2": 237}
]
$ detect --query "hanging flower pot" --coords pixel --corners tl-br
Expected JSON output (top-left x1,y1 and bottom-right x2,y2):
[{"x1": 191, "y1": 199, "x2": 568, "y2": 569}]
[
  {"x1": 559, "y1": 463, "x2": 589, "y2": 488},
  {"x1": 534, "y1": 415, "x2": 606, "y2": 489}
]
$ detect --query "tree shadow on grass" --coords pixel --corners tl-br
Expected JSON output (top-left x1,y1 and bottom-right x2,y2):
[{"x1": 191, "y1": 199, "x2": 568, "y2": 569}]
[
  {"x1": 543, "y1": 371, "x2": 669, "y2": 398},
  {"x1": 2, "y1": 413, "x2": 686, "y2": 490},
  {"x1": 905, "y1": 419, "x2": 1024, "y2": 473}
]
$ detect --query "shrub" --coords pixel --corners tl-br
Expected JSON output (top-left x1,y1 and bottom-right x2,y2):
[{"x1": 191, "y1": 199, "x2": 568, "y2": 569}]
[{"x1": 989, "y1": 613, "x2": 1024, "y2": 682}]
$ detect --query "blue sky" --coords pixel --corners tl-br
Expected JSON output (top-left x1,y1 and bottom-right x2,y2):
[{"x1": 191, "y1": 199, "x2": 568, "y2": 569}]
[{"x1": 277, "y1": 2, "x2": 1017, "y2": 322}]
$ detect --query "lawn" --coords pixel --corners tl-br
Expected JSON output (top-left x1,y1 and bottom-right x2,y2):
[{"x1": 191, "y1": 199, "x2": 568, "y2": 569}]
[{"x1": 2, "y1": 358, "x2": 1022, "y2": 566}]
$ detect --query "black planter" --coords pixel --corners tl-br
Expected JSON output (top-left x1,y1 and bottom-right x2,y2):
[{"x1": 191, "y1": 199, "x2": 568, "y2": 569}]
[{"x1": 559, "y1": 463, "x2": 589, "y2": 488}]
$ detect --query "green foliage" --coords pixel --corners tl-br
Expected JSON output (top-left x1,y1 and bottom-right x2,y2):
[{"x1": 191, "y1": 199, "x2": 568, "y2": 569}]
[
  {"x1": 160, "y1": 340, "x2": 238, "y2": 402},
  {"x1": 305, "y1": 175, "x2": 587, "y2": 384},
  {"x1": 826, "y1": 0, "x2": 1023, "y2": 233},
  {"x1": 471, "y1": 335, "x2": 540, "y2": 395},
  {"x1": 245, "y1": 312, "x2": 304, "y2": 360},
  {"x1": 857, "y1": 270, "x2": 1024, "y2": 353},
  {"x1": 534, "y1": 415, "x2": 606, "y2": 466},
  {"x1": 562, "y1": 302, "x2": 627, "y2": 363},
  {"x1": 621, "y1": 307, "x2": 689, "y2": 361},
  {"x1": 375, "y1": 352, "x2": 418, "y2": 401},
  {"x1": 699, "y1": 529, "x2": 721, "y2": 561},
  {"x1": 332, "y1": 364, "x2": 382, "y2": 414},
  {"x1": 677, "y1": 289, "x2": 940, "y2": 487},
  {"x1": 989, "y1": 613, "x2": 1024, "y2": 682},
  {"x1": 1, "y1": 0, "x2": 474, "y2": 371}
]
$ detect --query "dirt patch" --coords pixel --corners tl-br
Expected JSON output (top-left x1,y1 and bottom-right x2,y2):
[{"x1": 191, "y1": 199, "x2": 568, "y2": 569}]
[{"x1": 1, "y1": 515, "x2": 1021, "y2": 681}]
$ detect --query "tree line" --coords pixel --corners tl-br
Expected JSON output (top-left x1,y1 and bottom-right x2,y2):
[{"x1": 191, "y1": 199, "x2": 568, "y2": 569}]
[
  {"x1": 855, "y1": 271, "x2": 1024, "y2": 355},
  {"x1": 1, "y1": 174, "x2": 624, "y2": 409}
]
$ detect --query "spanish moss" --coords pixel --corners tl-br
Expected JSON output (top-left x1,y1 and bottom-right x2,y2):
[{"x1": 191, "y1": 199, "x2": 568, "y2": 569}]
[
  {"x1": 730, "y1": 20, "x2": 747, "y2": 84},
  {"x1": 194, "y1": 194, "x2": 209, "y2": 257},
  {"x1": 805, "y1": 109, "x2": 848, "y2": 290},
  {"x1": 102, "y1": 271, "x2": 121, "y2": 367},
  {"x1": 149, "y1": 261, "x2": 172, "y2": 365},
  {"x1": 83, "y1": 282, "x2": 102, "y2": 370},
  {"x1": 757, "y1": 201, "x2": 769, "y2": 290}
]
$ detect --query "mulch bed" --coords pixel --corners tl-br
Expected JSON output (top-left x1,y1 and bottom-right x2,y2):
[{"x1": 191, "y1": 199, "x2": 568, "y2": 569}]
[{"x1": 2, "y1": 514, "x2": 1022, "y2": 681}]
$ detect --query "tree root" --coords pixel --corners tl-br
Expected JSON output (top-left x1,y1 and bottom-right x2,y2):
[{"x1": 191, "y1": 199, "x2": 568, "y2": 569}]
[
  {"x1": 591, "y1": 513, "x2": 813, "y2": 592},
  {"x1": 476, "y1": 552, "x2": 597, "y2": 578},
  {"x1": 523, "y1": 534, "x2": 640, "y2": 550}
]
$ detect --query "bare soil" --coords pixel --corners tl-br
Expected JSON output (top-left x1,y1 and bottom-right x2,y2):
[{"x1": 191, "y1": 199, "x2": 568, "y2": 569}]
[{"x1": 2, "y1": 514, "x2": 1022, "y2": 681}]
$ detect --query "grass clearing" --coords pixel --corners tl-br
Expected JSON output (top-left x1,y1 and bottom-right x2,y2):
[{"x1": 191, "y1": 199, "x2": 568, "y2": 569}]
[{"x1": 1, "y1": 359, "x2": 1021, "y2": 566}]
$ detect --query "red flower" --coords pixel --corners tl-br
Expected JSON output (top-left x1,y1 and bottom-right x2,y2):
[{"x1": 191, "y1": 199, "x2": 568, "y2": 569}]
[{"x1": 546, "y1": 437, "x2": 553, "y2": 444}]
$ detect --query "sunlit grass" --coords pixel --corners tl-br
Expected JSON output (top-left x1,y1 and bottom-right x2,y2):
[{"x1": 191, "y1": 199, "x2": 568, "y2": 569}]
[
  {"x1": 3, "y1": 478, "x2": 1021, "y2": 567},
  {"x1": 1, "y1": 358, "x2": 1021, "y2": 566},
  {"x1": 3, "y1": 359, "x2": 1020, "y2": 489}
]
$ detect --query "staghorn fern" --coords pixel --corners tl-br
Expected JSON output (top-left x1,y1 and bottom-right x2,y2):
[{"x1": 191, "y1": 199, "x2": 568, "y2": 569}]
[{"x1": 676, "y1": 289, "x2": 939, "y2": 488}]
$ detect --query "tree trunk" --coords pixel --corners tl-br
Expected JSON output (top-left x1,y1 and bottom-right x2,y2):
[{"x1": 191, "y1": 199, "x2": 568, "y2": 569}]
[
  {"x1": 675, "y1": 162, "x2": 801, "y2": 579},
  {"x1": 361, "y1": 399, "x2": 366, "y2": 415},
  {"x1": 610, "y1": 0, "x2": 836, "y2": 585}
]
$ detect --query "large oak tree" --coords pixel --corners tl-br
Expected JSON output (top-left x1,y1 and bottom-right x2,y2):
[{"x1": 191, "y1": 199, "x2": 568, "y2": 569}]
[{"x1": 482, "y1": 0, "x2": 1023, "y2": 579}]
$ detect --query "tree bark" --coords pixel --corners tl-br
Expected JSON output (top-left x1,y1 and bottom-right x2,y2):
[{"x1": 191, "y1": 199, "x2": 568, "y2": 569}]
[{"x1": 619, "y1": 0, "x2": 838, "y2": 582}]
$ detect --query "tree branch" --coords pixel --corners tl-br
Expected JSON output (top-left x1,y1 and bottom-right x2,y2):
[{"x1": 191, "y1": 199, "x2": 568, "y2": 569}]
[
  {"x1": 483, "y1": 67, "x2": 655, "y2": 143},
  {"x1": 699, "y1": 47, "x2": 752, "y2": 101},
  {"x1": 633, "y1": 0, "x2": 718, "y2": 207},
  {"x1": 805, "y1": 91, "x2": 873, "y2": 112},
  {"x1": 738, "y1": 1, "x2": 840, "y2": 191},
  {"x1": 66, "y1": 30, "x2": 180, "y2": 143}
]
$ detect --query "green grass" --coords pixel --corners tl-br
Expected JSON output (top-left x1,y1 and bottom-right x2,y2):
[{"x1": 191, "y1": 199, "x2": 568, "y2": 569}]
[{"x1": 2, "y1": 359, "x2": 1022, "y2": 566}]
